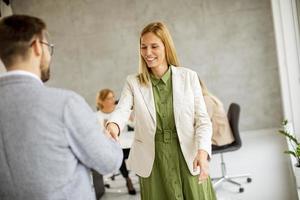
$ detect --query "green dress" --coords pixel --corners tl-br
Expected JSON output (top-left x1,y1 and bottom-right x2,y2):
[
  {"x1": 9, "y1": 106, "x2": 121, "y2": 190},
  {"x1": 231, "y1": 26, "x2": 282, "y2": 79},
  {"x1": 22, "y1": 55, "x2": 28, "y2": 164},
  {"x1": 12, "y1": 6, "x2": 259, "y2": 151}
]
[{"x1": 139, "y1": 68, "x2": 216, "y2": 200}]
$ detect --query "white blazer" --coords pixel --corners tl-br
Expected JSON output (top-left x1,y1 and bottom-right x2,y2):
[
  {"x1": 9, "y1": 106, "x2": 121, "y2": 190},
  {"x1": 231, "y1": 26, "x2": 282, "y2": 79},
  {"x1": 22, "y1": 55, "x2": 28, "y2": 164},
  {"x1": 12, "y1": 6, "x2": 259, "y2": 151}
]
[{"x1": 109, "y1": 66, "x2": 212, "y2": 177}]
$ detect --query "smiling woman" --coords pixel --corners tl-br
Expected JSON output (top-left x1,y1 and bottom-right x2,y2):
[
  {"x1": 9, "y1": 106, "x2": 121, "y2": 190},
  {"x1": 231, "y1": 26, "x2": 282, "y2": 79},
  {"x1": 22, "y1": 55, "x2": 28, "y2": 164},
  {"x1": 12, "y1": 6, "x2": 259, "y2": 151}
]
[
  {"x1": 140, "y1": 32, "x2": 168, "y2": 70},
  {"x1": 106, "y1": 21, "x2": 216, "y2": 200},
  {"x1": 138, "y1": 22, "x2": 179, "y2": 86}
]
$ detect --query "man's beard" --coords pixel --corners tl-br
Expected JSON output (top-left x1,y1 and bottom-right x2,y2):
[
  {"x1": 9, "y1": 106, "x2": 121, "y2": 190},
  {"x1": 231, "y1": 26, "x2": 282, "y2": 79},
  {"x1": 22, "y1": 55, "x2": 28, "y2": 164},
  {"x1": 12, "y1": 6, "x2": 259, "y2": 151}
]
[
  {"x1": 40, "y1": 50, "x2": 51, "y2": 83},
  {"x1": 40, "y1": 63, "x2": 50, "y2": 82}
]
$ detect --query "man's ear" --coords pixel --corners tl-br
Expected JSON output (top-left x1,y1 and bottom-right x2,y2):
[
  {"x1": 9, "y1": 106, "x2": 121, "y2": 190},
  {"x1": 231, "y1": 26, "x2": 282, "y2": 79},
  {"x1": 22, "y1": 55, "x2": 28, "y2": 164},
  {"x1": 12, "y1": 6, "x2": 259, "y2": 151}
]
[{"x1": 31, "y1": 39, "x2": 42, "y2": 57}]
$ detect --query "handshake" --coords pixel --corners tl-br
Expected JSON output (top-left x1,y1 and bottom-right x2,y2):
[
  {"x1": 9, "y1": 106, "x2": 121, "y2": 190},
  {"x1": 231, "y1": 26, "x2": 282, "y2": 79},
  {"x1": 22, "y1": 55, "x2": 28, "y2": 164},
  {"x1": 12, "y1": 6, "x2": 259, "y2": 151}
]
[{"x1": 105, "y1": 122, "x2": 120, "y2": 141}]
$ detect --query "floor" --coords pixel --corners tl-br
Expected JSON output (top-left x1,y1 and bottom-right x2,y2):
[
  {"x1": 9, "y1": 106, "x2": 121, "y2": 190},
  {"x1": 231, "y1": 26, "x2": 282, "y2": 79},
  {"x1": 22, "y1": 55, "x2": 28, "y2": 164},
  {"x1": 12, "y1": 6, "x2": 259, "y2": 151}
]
[{"x1": 100, "y1": 128, "x2": 298, "y2": 200}]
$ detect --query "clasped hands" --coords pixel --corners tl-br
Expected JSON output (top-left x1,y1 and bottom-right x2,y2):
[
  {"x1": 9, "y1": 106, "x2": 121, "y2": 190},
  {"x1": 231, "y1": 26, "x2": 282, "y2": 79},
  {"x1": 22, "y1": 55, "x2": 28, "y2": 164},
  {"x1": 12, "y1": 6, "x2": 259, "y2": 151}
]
[{"x1": 105, "y1": 122, "x2": 120, "y2": 141}]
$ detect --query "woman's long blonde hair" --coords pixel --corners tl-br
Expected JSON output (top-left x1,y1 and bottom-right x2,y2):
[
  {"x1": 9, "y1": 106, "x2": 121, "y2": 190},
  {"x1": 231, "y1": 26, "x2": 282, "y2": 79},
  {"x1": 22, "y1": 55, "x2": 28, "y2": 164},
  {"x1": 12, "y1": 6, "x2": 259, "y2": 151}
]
[{"x1": 138, "y1": 22, "x2": 180, "y2": 86}]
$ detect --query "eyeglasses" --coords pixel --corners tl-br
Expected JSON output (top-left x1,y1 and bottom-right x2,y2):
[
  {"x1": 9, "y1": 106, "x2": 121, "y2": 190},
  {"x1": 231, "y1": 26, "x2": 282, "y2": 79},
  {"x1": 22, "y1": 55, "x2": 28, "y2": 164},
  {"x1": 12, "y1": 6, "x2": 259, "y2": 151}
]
[{"x1": 40, "y1": 41, "x2": 54, "y2": 56}]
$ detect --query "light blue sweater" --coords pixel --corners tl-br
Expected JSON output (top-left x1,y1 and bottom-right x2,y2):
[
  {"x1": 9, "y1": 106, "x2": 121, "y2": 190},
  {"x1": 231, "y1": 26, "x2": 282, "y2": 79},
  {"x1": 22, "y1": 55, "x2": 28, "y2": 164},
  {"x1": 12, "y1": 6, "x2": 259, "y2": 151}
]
[{"x1": 0, "y1": 74, "x2": 123, "y2": 200}]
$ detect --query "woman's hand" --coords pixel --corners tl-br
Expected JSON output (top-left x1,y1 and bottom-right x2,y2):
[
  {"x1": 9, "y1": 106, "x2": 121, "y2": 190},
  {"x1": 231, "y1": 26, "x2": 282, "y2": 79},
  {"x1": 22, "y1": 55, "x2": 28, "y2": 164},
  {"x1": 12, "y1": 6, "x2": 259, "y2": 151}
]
[
  {"x1": 193, "y1": 149, "x2": 209, "y2": 184},
  {"x1": 106, "y1": 122, "x2": 120, "y2": 141}
]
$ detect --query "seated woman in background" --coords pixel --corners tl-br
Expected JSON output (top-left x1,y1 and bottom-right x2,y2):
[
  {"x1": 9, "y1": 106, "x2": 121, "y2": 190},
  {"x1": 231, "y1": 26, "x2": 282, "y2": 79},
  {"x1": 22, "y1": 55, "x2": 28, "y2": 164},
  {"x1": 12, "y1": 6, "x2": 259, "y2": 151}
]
[
  {"x1": 199, "y1": 79, "x2": 234, "y2": 146},
  {"x1": 96, "y1": 89, "x2": 136, "y2": 195}
]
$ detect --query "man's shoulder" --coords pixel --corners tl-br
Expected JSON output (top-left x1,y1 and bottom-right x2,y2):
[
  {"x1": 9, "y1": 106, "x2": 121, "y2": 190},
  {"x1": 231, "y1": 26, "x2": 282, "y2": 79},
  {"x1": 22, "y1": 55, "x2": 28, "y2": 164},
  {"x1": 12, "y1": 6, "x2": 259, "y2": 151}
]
[{"x1": 44, "y1": 87, "x2": 84, "y2": 103}]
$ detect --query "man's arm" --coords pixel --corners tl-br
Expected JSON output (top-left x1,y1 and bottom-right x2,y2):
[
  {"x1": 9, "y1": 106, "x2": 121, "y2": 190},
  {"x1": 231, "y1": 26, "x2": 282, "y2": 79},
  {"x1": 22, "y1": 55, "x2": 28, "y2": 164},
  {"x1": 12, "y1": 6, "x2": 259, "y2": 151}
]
[{"x1": 63, "y1": 93, "x2": 123, "y2": 175}]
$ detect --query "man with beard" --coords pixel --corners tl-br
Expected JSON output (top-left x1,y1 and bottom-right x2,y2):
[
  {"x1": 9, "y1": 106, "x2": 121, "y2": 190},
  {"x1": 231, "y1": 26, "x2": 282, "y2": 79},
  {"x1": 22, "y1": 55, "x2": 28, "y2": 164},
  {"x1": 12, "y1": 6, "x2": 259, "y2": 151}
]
[{"x1": 0, "y1": 15, "x2": 123, "y2": 200}]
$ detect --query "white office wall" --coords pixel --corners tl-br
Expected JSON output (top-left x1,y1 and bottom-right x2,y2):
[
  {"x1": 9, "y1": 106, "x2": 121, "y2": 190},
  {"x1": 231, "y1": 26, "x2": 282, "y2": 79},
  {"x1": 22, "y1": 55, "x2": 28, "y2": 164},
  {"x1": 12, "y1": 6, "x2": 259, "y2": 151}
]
[{"x1": 8, "y1": 0, "x2": 282, "y2": 131}]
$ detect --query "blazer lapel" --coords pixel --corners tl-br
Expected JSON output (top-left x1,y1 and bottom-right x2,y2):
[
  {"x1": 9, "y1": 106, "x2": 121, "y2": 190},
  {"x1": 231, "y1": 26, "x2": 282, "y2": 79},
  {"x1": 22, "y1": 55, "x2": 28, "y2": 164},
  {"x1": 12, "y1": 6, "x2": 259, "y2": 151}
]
[
  {"x1": 138, "y1": 82, "x2": 156, "y2": 123},
  {"x1": 171, "y1": 66, "x2": 184, "y2": 122}
]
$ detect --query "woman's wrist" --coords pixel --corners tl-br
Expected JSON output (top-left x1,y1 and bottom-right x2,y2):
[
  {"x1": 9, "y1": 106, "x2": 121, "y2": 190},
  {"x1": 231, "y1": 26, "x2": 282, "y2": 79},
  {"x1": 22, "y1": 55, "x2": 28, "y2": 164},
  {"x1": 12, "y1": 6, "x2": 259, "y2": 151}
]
[{"x1": 197, "y1": 149, "x2": 208, "y2": 160}]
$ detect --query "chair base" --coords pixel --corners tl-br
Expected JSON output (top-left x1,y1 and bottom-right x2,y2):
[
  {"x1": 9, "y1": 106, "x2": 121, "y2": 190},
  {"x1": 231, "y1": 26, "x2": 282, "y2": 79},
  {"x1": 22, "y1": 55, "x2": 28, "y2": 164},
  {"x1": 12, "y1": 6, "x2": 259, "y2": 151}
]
[
  {"x1": 212, "y1": 153, "x2": 252, "y2": 193},
  {"x1": 212, "y1": 174, "x2": 252, "y2": 193}
]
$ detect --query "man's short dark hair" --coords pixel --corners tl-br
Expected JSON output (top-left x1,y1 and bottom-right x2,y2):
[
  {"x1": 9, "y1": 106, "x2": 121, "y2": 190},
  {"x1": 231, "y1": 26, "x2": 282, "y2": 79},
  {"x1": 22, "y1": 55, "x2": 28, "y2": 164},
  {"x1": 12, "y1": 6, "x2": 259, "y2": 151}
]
[{"x1": 0, "y1": 14, "x2": 46, "y2": 68}]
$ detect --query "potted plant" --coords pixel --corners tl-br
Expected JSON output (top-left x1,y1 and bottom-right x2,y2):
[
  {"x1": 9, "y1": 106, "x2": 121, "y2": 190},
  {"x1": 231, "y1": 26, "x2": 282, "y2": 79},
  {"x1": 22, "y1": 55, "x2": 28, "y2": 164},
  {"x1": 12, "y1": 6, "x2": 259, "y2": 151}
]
[{"x1": 278, "y1": 119, "x2": 300, "y2": 184}]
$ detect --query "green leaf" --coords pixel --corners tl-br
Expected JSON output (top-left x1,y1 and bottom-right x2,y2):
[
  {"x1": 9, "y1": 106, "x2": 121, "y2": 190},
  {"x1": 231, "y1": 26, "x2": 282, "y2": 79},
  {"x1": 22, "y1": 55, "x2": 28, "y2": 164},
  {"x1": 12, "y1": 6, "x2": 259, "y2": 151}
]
[
  {"x1": 296, "y1": 145, "x2": 300, "y2": 157},
  {"x1": 278, "y1": 120, "x2": 300, "y2": 165},
  {"x1": 278, "y1": 130, "x2": 299, "y2": 145},
  {"x1": 284, "y1": 150, "x2": 297, "y2": 158},
  {"x1": 282, "y1": 119, "x2": 288, "y2": 126}
]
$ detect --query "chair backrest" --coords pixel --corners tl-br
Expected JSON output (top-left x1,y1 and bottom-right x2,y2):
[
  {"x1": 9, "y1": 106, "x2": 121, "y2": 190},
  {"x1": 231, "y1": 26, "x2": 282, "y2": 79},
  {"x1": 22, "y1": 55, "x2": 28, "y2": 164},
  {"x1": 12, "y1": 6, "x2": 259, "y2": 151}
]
[{"x1": 227, "y1": 103, "x2": 241, "y2": 148}]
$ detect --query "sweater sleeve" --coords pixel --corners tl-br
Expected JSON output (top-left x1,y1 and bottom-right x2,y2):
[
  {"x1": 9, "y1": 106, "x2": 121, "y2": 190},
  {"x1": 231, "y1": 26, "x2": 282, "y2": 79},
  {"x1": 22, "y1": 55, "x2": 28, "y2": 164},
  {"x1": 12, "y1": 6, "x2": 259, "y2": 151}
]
[{"x1": 63, "y1": 93, "x2": 123, "y2": 175}]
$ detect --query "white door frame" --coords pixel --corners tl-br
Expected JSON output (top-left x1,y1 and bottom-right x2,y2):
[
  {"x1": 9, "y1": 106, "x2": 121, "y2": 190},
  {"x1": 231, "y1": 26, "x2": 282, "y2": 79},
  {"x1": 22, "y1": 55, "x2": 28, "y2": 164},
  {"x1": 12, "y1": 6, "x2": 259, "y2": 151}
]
[{"x1": 271, "y1": 0, "x2": 300, "y2": 137}]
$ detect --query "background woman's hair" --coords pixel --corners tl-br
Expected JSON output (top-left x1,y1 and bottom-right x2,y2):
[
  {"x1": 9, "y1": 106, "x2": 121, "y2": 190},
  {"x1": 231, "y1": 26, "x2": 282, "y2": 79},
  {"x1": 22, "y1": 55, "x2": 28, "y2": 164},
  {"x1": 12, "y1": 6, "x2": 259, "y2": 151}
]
[{"x1": 96, "y1": 88, "x2": 114, "y2": 111}]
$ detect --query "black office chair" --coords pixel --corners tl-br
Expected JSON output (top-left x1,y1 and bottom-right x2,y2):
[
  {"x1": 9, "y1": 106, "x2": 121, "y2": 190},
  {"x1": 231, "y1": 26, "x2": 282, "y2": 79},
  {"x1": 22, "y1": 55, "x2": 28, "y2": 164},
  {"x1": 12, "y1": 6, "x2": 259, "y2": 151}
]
[{"x1": 211, "y1": 103, "x2": 252, "y2": 193}]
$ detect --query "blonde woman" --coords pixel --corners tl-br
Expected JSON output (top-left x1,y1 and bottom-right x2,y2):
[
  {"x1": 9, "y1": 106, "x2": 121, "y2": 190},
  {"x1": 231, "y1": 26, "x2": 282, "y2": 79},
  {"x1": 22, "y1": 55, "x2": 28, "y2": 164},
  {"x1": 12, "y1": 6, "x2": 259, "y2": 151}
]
[
  {"x1": 106, "y1": 22, "x2": 216, "y2": 199},
  {"x1": 95, "y1": 89, "x2": 136, "y2": 195},
  {"x1": 199, "y1": 80, "x2": 234, "y2": 146}
]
